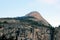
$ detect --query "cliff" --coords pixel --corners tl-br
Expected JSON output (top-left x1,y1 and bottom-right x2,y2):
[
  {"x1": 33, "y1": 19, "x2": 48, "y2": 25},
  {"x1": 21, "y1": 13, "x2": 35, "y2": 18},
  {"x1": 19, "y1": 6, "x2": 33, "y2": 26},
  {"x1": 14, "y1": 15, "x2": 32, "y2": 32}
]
[{"x1": 0, "y1": 11, "x2": 59, "y2": 40}]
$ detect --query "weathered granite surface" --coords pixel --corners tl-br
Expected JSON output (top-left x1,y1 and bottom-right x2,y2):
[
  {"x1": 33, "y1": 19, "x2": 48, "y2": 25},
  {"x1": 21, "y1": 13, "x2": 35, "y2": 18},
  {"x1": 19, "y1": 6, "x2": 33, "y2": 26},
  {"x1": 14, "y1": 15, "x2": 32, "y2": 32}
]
[
  {"x1": 0, "y1": 11, "x2": 59, "y2": 40},
  {"x1": 0, "y1": 17, "x2": 54, "y2": 40}
]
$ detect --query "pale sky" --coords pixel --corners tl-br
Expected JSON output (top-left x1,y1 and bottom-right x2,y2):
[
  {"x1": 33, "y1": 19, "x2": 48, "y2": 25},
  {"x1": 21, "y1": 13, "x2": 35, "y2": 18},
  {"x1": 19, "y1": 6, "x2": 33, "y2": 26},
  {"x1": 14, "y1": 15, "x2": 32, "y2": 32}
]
[{"x1": 0, "y1": 0, "x2": 60, "y2": 27}]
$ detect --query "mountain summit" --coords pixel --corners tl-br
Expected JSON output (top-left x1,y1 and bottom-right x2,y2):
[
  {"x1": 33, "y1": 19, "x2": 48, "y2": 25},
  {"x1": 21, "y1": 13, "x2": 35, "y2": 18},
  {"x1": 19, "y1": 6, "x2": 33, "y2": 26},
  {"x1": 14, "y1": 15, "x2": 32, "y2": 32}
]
[
  {"x1": 26, "y1": 11, "x2": 50, "y2": 26},
  {"x1": 26, "y1": 11, "x2": 43, "y2": 20}
]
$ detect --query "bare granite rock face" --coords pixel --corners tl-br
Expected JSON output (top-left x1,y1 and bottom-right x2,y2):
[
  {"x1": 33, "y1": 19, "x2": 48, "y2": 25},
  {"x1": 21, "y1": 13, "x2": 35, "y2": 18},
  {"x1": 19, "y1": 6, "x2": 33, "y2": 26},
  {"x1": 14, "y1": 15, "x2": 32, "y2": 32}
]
[
  {"x1": 0, "y1": 11, "x2": 59, "y2": 40},
  {"x1": 26, "y1": 11, "x2": 50, "y2": 26},
  {"x1": 0, "y1": 23, "x2": 53, "y2": 40}
]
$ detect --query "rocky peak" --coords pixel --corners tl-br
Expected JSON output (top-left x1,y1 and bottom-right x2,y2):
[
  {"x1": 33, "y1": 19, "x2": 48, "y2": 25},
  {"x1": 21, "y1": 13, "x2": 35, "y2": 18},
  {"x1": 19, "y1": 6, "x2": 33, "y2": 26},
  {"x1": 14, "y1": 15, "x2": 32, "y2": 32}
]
[
  {"x1": 25, "y1": 11, "x2": 50, "y2": 26},
  {"x1": 26, "y1": 11, "x2": 42, "y2": 20}
]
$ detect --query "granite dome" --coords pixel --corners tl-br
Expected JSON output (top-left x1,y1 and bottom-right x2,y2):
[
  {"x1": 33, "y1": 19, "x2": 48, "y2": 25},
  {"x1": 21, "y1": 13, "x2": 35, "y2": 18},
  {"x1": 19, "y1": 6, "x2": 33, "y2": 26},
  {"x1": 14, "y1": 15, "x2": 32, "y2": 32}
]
[{"x1": 26, "y1": 11, "x2": 50, "y2": 26}]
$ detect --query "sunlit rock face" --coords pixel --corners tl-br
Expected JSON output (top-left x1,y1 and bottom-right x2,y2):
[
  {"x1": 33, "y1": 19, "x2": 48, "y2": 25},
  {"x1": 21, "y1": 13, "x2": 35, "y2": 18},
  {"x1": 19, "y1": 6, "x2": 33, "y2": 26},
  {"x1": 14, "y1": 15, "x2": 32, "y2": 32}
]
[
  {"x1": 0, "y1": 23, "x2": 52, "y2": 40},
  {"x1": 0, "y1": 11, "x2": 53, "y2": 40},
  {"x1": 26, "y1": 11, "x2": 50, "y2": 26}
]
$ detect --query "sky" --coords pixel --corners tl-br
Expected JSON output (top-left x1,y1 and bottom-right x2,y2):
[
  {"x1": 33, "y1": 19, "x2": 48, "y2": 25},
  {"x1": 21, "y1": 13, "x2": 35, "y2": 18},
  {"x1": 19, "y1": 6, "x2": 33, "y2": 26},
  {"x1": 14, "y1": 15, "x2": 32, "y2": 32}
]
[{"x1": 0, "y1": 0, "x2": 60, "y2": 27}]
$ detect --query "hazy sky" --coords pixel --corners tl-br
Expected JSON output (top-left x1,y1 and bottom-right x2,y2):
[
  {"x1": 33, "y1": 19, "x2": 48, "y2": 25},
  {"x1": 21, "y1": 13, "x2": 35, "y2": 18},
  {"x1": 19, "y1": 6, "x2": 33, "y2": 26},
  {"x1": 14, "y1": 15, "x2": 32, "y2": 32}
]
[{"x1": 0, "y1": 0, "x2": 60, "y2": 27}]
